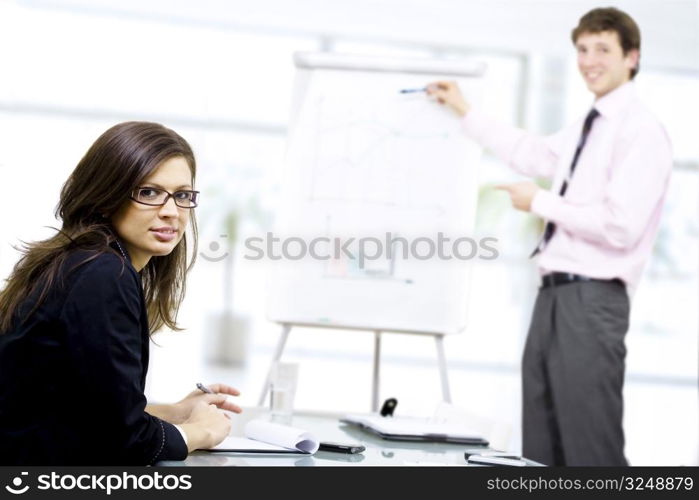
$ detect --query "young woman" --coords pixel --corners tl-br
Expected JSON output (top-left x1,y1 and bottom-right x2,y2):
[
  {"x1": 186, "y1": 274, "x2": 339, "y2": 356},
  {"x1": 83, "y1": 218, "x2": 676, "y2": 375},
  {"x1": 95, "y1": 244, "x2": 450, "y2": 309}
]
[{"x1": 0, "y1": 121, "x2": 241, "y2": 465}]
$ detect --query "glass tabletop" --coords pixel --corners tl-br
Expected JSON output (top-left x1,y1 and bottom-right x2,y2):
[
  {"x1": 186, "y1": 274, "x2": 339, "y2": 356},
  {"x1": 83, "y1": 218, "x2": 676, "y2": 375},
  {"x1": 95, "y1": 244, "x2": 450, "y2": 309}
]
[{"x1": 159, "y1": 409, "x2": 497, "y2": 467}]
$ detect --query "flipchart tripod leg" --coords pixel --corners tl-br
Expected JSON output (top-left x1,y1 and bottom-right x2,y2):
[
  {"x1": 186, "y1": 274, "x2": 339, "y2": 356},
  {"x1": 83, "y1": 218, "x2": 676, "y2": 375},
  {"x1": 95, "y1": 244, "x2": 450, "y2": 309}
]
[{"x1": 258, "y1": 323, "x2": 292, "y2": 406}]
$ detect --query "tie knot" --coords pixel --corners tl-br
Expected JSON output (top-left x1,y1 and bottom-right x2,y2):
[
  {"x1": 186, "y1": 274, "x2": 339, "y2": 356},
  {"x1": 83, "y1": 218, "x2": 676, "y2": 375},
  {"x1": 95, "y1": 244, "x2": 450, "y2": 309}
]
[
  {"x1": 582, "y1": 108, "x2": 599, "y2": 134},
  {"x1": 586, "y1": 107, "x2": 600, "y2": 123}
]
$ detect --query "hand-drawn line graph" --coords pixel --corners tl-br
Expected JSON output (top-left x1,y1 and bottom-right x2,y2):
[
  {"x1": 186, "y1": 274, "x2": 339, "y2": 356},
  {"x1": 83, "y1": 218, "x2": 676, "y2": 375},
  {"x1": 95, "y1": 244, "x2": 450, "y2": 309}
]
[
  {"x1": 319, "y1": 215, "x2": 413, "y2": 283},
  {"x1": 306, "y1": 92, "x2": 465, "y2": 214}
]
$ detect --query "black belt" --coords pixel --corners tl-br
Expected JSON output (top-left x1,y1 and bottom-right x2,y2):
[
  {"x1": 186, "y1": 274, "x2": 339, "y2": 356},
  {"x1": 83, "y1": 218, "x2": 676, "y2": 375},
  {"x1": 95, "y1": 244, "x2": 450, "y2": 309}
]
[{"x1": 541, "y1": 272, "x2": 624, "y2": 289}]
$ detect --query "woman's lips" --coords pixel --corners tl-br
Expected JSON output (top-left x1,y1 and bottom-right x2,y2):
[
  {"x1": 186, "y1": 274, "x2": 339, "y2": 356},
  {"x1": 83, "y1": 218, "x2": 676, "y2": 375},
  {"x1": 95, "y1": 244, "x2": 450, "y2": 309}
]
[{"x1": 150, "y1": 228, "x2": 177, "y2": 242}]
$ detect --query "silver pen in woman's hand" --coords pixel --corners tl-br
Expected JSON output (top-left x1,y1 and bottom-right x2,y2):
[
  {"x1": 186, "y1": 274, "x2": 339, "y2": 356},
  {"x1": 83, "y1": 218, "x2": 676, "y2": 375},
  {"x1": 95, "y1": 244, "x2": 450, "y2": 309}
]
[{"x1": 196, "y1": 382, "x2": 214, "y2": 394}]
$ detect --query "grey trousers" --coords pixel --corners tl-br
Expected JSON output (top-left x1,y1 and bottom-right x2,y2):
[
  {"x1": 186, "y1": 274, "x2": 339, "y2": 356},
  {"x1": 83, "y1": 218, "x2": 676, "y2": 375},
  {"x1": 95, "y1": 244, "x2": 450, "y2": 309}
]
[{"x1": 522, "y1": 280, "x2": 630, "y2": 466}]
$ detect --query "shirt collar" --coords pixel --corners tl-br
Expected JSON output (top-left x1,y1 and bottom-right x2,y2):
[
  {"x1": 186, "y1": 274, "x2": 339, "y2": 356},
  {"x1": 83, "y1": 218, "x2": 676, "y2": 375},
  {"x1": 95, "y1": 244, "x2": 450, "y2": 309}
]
[{"x1": 593, "y1": 80, "x2": 636, "y2": 119}]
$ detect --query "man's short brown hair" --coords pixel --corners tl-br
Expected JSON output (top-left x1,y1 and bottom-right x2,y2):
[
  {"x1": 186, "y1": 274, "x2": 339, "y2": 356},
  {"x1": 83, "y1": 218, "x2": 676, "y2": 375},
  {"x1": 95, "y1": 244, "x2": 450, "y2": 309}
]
[{"x1": 571, "y1": 7, "x2": 641, "y2": 79}]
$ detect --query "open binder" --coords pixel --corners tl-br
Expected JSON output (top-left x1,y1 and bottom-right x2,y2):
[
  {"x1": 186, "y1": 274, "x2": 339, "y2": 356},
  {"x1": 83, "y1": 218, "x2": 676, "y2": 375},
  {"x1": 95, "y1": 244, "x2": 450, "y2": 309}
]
[{"x1": 341, "y1": 414, "x2": 489, "y2": 446}]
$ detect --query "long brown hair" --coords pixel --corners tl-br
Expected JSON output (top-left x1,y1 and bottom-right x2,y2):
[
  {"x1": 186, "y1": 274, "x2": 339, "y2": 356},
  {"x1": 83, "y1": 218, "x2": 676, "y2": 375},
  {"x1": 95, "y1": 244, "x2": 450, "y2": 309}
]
[{"x1": 0, "y1": 121, "x2": 198, "y2": 334}]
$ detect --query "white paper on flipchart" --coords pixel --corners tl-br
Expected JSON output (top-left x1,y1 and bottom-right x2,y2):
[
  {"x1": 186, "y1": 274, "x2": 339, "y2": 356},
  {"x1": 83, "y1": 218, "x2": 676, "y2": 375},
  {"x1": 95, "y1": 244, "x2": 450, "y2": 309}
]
[{"x1": 268, "y1": 57, "x2": 485, "y2": 335}]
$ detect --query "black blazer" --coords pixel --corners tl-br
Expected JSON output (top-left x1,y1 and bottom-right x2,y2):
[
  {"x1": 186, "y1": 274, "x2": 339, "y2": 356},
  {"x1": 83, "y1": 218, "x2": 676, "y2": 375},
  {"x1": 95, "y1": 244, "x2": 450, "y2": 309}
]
[{"x1": 0, "y1": 245, "x2": 187, "y2": 465}]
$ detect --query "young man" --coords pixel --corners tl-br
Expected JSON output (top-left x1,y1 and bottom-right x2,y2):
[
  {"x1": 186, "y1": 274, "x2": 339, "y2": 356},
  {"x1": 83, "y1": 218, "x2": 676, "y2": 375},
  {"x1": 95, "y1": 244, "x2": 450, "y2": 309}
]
[{"x1": 428, "y1": 7, "x2": 672, "y2": 465}]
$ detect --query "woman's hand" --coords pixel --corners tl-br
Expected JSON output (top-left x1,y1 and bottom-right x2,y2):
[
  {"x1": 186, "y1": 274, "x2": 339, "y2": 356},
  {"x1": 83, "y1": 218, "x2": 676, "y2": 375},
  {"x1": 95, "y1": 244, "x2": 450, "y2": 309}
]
[
  {"x1": 145, "y1": 383, "x2": 241, "y2": 425},
  {"x1": 170, "y1": 383, "x2": 242, "y2": 424},
  {"x1": 180, "y1": 402, "x2": 232, "y2": 452},
  {"x1": 426, "y1": 81, "x2": 470, "y2": 117}
]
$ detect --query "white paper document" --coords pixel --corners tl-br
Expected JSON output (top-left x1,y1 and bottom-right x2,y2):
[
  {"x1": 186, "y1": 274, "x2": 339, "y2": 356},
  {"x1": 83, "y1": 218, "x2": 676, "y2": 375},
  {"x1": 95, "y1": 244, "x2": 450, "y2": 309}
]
[
  {"x1": 204, "y1": 419, "x2": 319, "y2": 454},
  {"x1": 341, "y1": 414, "x2": 488, "y2": 445}
]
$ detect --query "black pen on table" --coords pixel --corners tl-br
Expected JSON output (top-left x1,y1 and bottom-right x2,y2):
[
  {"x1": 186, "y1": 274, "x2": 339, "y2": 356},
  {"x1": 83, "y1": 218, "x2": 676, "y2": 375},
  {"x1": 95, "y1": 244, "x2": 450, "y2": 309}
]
[{"x1": 196, "y1": 382, "x2": 214, "y2": 394}]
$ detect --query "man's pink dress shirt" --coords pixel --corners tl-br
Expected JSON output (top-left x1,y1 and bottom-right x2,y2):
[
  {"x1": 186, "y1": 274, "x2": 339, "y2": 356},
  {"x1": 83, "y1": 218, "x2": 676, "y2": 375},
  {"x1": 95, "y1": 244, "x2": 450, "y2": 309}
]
[{"x1": 462, "y1": 81, "x2": 673, "y2": 291}]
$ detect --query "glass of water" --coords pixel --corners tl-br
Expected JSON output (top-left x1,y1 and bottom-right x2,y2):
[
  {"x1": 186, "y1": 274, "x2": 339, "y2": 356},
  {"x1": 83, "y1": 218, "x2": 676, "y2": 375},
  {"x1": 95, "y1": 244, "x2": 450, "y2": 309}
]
[{"x1": 269, "y1": 362, "x2": 299, "y2": 424}]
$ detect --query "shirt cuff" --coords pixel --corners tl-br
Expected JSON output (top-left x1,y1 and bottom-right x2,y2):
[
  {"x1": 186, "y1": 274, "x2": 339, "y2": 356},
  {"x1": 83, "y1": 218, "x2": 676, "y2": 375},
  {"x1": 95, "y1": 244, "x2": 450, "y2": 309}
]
[
  {"x1": 174, "y1": 424, "x2": 189, "y2": 448},
  {"x1": 531, "y1": 189, "x2": 563, "y2": 221}
]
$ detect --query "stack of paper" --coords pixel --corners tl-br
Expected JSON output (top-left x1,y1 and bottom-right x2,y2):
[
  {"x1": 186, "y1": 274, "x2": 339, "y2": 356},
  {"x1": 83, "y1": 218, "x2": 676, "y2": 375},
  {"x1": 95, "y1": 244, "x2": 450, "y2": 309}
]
[
  {"x1": 341, "y1": 414, "x2": 488, "y2": 445},
  {"x1": 204, "y1": 419, "x2": 320, "y2": 454}
]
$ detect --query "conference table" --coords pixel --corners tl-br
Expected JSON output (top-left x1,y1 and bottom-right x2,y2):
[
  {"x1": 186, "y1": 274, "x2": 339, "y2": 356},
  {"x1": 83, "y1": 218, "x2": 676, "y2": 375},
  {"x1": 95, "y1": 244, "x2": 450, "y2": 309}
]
[{"x1": 158, "y1": 408, "x2": 541, "y2": 467}]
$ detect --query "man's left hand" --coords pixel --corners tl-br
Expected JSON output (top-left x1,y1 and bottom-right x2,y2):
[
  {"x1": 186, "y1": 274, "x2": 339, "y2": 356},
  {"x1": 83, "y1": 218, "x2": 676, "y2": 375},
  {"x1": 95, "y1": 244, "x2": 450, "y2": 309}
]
[{"x1": 495, "y1": 182, "x2": 540, "y2": 212}]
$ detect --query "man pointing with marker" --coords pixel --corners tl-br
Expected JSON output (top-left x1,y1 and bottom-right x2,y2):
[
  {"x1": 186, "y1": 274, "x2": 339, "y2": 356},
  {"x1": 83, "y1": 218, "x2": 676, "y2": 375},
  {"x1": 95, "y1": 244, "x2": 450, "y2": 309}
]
[{"x1": 428, "y1": 7, "x2": 672, "y2": 465}]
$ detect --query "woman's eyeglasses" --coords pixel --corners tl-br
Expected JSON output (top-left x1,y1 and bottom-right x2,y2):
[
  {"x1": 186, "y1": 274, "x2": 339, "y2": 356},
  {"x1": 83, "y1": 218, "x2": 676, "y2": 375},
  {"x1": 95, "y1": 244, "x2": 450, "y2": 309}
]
[{"x1": 130, "y1": 187, "x2": 199, "y2": 208}]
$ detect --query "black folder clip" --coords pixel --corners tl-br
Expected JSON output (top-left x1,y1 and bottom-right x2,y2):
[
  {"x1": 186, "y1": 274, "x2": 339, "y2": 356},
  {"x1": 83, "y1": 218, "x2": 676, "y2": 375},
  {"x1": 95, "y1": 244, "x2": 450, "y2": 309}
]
[{"x1": 380, "y1": 398, "x2": 398, "y2": 417}]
